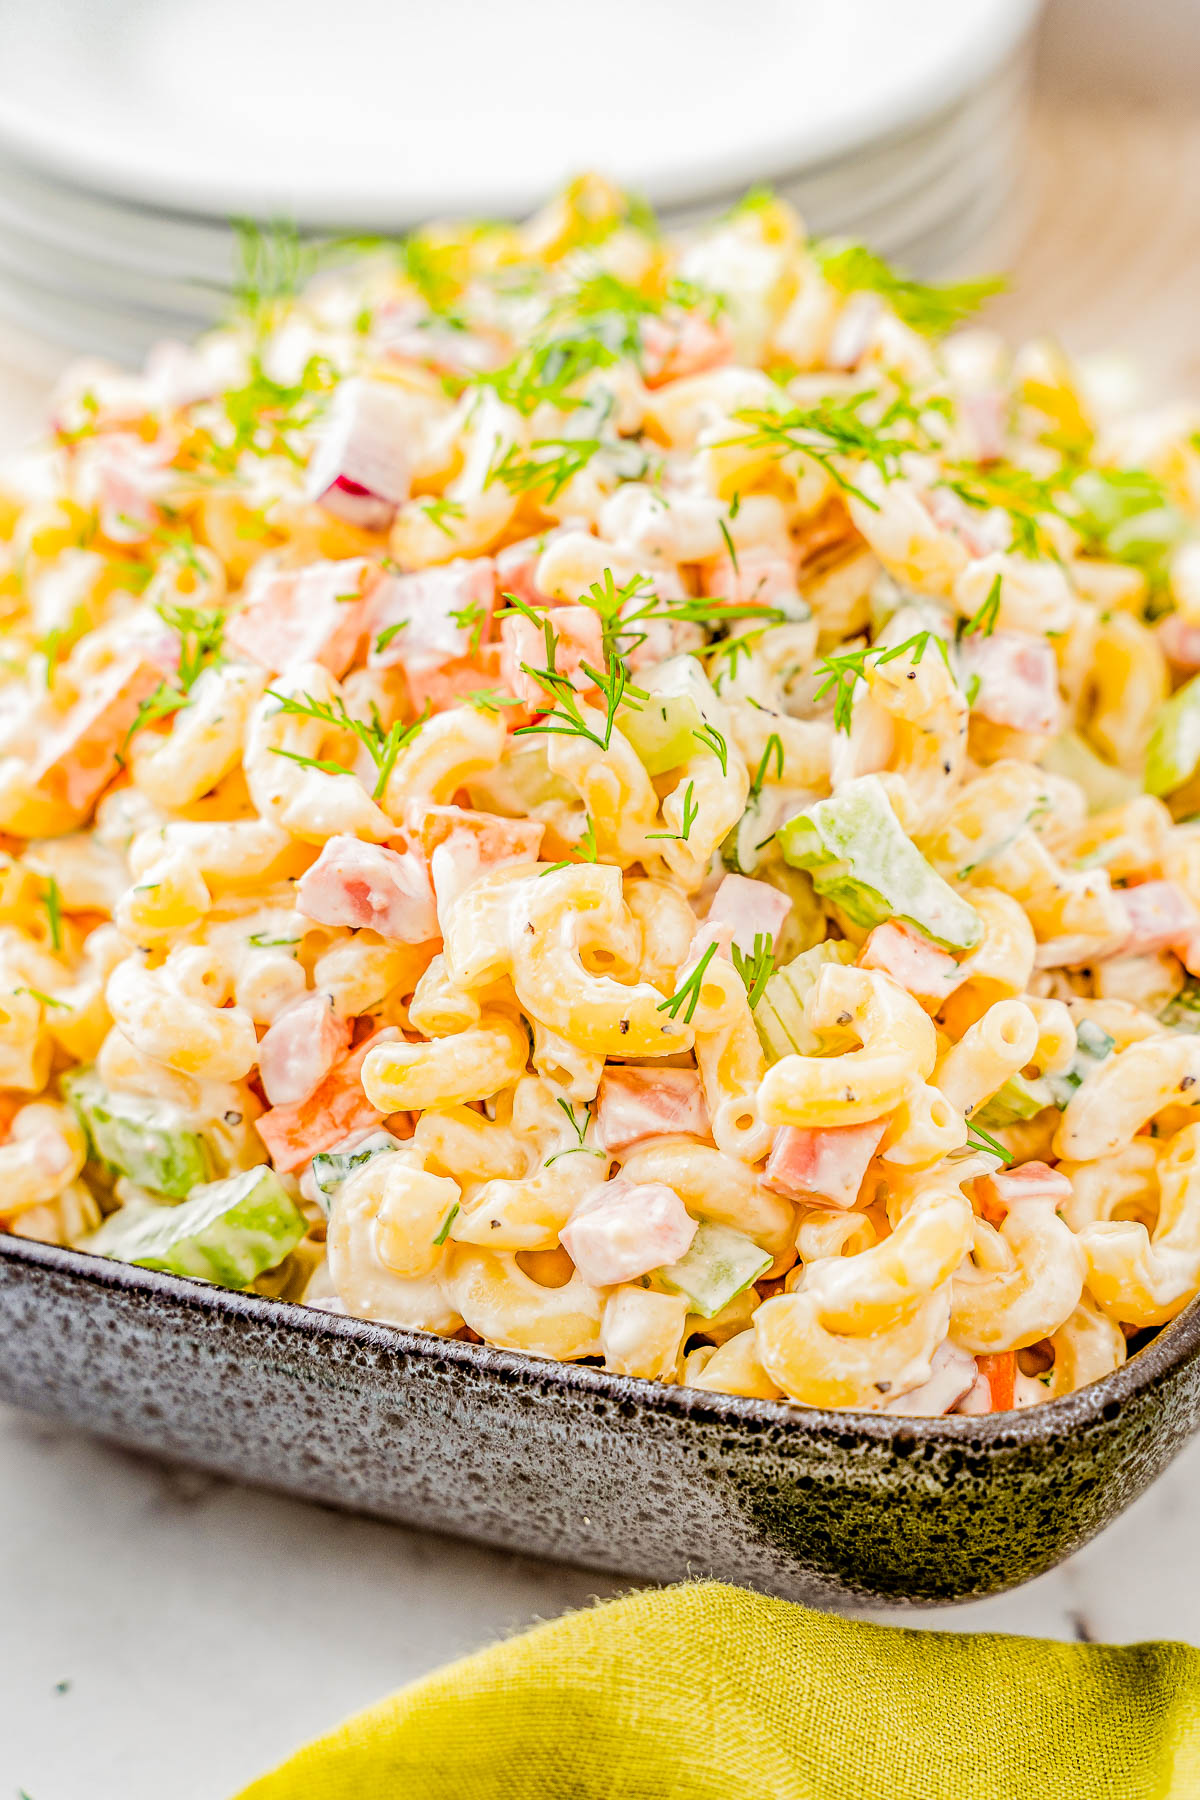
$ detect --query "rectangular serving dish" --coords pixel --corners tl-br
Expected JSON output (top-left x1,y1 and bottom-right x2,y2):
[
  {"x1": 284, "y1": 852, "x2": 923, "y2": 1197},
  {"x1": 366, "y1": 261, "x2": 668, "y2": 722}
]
[{"x1": 3, "y1": 1231, "x2": 1199, "y2": 1604}]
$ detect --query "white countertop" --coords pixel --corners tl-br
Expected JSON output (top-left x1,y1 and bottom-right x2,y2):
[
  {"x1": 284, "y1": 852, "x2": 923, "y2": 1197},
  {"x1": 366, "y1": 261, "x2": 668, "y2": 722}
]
[
  {"x1": 3, "y1": 1406, "x2": 1200, "y2": 1800},
  {"x1": 6, "y1": 88, "x2": 1200, "y2": 1800}
]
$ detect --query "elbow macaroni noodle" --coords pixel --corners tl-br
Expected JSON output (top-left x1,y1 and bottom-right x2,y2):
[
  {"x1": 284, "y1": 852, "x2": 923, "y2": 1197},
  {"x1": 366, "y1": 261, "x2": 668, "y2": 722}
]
[{"x1": 5, "y1": 174, "x2": 1200, "y2": 1417}]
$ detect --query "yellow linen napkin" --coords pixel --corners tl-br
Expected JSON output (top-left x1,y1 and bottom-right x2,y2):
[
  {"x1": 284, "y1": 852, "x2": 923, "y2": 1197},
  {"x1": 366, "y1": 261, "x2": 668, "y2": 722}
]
[{"x1": 235, "y1": 1580, "x2": 1200, "y2": 1799}]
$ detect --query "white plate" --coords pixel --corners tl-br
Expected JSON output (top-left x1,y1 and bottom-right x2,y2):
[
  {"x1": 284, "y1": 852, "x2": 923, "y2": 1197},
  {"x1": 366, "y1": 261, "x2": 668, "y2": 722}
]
[
  {"x1": 0, "y1": 0, "x2": 1040, "y2": 221},
  {"x1": 0, "y1": 57, "x2": 1029, "y2": 295}
]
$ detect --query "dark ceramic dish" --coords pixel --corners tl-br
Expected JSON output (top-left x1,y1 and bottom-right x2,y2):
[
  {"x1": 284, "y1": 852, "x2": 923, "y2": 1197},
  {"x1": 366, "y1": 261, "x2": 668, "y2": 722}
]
[{"x1": 2, "y1": 1231, "x2": 1199, "y2": 1604}]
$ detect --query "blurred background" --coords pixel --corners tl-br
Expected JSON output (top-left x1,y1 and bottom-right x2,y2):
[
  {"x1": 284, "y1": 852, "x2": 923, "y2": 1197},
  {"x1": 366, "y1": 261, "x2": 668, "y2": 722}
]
[{"x1": 0, "y1": 0, "x2": 1196, "y2": 424}]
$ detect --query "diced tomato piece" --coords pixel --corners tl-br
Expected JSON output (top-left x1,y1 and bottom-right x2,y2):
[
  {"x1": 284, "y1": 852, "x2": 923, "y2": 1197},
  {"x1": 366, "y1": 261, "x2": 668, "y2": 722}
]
[
  {"x1": 561, "y1": 1179, "x2": 697, "y2": 1286},
  {"x1": 640, "y1": 312, "x2": 733, "y2": 388},
  {"x1": 226, "y1": 558, "x2": 374, "y2": 679},
  {"x1": 764, "y1": 1120, "x2": 885, "y2": 1208},
  {"x1": 30, "y1": 654, "x2": 166, "y2": 816},
  {"x1": 296, "y1": 835, "x2": 438, "y2": 943},
  {"x1": 1116, "y1": 880, "x2": 1198, "y2": 955},
  {"x1": 498, "y1": 605, "x2": 603, "y2": 709},
  {"x1": 859, "y1": 921, "x2": 963, "y2": 1006},
  {"x1": 975, "y1": 1351, "x2": 1016, "y2": 1412},
  {"x1": 256, "y1": 1028, "x2": 398, "y2": 1172},
  {"x1": 595, "y1": 1067, "x2": 709, "y2": 1154},
  {"x1": 368, "y1": 557, "x2": 496, "y2": 674},
  {"x1": 958, "y1": 630, "x2": 1063, "y2": 736},
  {"x1": 257, "y1": 992, "x2": 352, "y2": 1107},
  {"x1": 704, "y1": 874, "x2": 791, "y2": 959}
]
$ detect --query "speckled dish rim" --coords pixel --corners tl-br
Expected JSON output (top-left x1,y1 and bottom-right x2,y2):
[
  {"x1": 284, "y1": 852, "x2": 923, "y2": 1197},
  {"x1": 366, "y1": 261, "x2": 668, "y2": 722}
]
[{"x1": 4, "y1": 1229, "x2": 1200, "y2": 1448}]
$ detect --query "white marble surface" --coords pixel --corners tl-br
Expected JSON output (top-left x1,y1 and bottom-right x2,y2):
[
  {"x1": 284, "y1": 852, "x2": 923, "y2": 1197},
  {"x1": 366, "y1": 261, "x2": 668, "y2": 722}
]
[{"x1": 2, "y1": 1400, "x2": 1200, "y2": 1800}]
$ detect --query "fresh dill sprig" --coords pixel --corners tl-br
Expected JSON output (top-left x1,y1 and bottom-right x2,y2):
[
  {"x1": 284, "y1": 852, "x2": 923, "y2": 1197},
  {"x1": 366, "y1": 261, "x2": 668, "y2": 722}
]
[
  {"x1": 731, "y1": 932, "x2": 776, "y2": 1009},
  {"x1": 432, "y1": 1202, "x2": 461, "y2": 1246},
  {"x1": 815, "y1": 240, "x2": 1006, "y2": 338},
  {"x1": 41, "y1": 877, "x2": 63, "y2": 952},
  {"x1": 486, "y1": 436, "x2": 606, "y2": 503},
  {"x1": 121, "y1": 604, "x2": 226, "y2": 755},
  {"x1": 544, "y1": 1098, "x2": 606, "y2": 1167},
  {"x1": 506, "y1": 592, "x2": 643, "y2": 754},
  {"x1": 374, "y1": 619, "x2": 408, "y2": 655},
  {"x1": 965, "y1": 1122, "x2": 1015, "y2": 1166},
  {"x1": 657, "y1": 941, "x2": 719, "y2": 1024},
  {"x1": 731, "y1": 389, "x2": 935, "y2": 509},
  {"x1": 647, "y1": 780, "x2": 699, "y2": 843},
  {"x1": 692, "y1": 721, "x2": 729, "y2": 776},
  {"x1": 812, "y1": 630, "x2": 951, "y2": 733},
  {"x1": 418, "y1": 496, "x2": 466, "y2": 538},
  {"x1": 230, "y1": 219, "x2": 312, "y2": 339},
  {"x1": 748, "y1": 732, "x2": 784, "y2": 802},
  {"x1": 266, "y1": 689, "x2": 428, "y2": 799},
  {"x1": 463, "y1": 687, "x2": 524, "y2": 715},
  {"x1": 959, "y1": 573, "x2": 1003, "y2": 638},
  {"x1": 449, "y1": 598, "x2": 487, "y2": 657},
  {"x1": 540, "y1": 812, "x2": 600, "y2": 875},
  {"x1": 208, "y1": 353, "x2": 336, "y2": 473},
  {"x1": 13, "y1": 985, "x2": 66, "y2": 1009},
  {"x1": 662, "y1": 596, "x2": 787, "y2": 630},
  {"x1": 940, "y1": 462, "x2": 1060, "y2": 560}
]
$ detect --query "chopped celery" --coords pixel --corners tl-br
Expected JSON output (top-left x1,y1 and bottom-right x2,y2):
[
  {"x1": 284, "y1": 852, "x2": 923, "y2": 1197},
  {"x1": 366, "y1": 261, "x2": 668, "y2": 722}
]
[
  {"x1": 976, "y1": 1071, "x2": 1054, "y2": 1129},
  {"x1": 777, "y1": 776, "x2": 982, "y2": 950},
  {"x1": 1067, "y1": 469, "x2": 1183, "y2": 581},
  {"x1": 64, "y1": 1068, "x2": 212, "y2": 1199},
  {"x1": 1045, "y1": 1018, "x2": 1117, "y2": 1107},
  {"x1": 617, "y1": 656, "x2": 713, "y2": 775},
  {"x1": 1160, "y1": 980, "x2": 1200, "y2": 1035},
  {"x1": 658, "y1": 1222, "x2": 771, "y2": 1318},
  {"x1": 308, "y1": 1130, "x2": 402, "y2": 1214},
  {"x1": 1146, "y1": 676, "x2": 1200, "y2": 797},
  {"x1": 89, "y1": 1166, "x2": 307, "y2": 1288},
  {"x1": 466, "y1": 739, "x2": 576, "y2": 816},
  {"x1": 722, "y1": 789, "x2": 780, "y2": 874},
  {"x1": 754, "y1": 939, "x2": 856, "y2": 1061},
  {"x1": 761, "y1": 864, "x2": 827, "y2": 963},
  {"x1": 1040, "y1": 731, "x2": 1140, "y2": 816}
]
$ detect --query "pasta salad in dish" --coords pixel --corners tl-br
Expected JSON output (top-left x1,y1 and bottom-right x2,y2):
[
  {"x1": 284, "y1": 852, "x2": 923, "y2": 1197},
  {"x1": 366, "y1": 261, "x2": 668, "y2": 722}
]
[{"x1": 4, "y1": 175, "x2": 1200, "y2": 1416}]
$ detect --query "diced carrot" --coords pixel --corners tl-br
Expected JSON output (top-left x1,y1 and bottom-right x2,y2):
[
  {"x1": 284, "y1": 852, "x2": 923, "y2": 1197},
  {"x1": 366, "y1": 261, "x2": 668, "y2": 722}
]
[
  {"x1": 400, "y1": 643, "x2": 525, "y2": 721},
  {"x1": 976, "y1": 1351, "x2": 1016, "y2": 1412},
  {"x1": 402, "y1": 803, "x2": 544, "y2": 863},
  {"x1": 30, "y1": 654, "x2": 166, "y2": 817},
  {"x1": 255, "y1": 1028, "x2": 397, "y2": 1173}
]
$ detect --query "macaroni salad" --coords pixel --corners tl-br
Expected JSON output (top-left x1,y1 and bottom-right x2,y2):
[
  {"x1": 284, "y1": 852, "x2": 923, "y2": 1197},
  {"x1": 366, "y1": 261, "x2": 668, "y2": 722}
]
[{"x1": 5, "y1": 176, "x2": 1200, "y2": 1416}]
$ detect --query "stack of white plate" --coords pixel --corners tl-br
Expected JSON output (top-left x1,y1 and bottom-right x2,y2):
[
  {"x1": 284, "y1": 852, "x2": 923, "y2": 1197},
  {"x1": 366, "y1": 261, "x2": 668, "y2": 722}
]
[{"x1": 0, "y1": 0, "x2": 1041, "y2": 361}]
